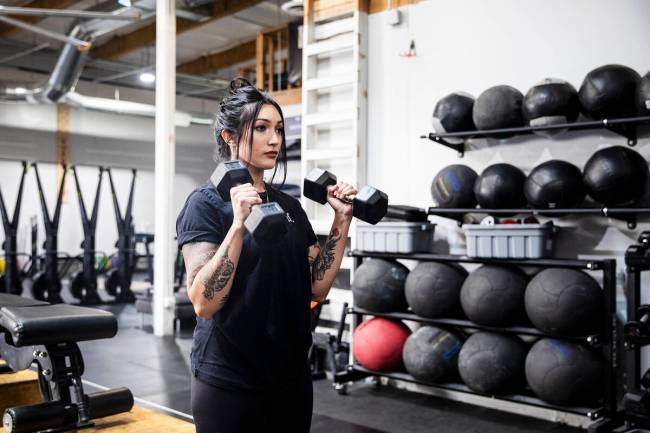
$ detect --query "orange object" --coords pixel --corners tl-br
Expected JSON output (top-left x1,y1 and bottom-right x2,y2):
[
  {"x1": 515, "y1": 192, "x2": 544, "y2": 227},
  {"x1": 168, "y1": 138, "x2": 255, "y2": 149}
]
[{"x1": 310, "y1": 301, "x2": 319, "y2": 309}]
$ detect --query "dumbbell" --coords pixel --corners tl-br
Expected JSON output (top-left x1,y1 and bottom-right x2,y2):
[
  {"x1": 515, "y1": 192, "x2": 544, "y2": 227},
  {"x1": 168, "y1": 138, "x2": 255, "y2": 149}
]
[
  {"x1": 303, "y1": 168, "x2": 388, "y2": 225},
  {"x1": 210, "y1": 160, "x2": 287, "y2": 246},
  {"x1": 624, "y1": 305, "x2": 650, "y2": 340}
]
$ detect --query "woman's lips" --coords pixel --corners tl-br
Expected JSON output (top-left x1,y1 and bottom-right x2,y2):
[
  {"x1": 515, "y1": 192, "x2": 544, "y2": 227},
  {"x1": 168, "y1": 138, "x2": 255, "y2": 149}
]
[{"x1": 265, "y1": 152, "x2": 278, "y2": 158}]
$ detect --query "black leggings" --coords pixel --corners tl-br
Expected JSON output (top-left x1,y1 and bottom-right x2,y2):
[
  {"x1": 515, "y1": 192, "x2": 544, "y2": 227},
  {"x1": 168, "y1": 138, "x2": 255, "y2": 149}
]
[{"x1": 191, "y1": 376, "x2": 313, "y2": 433}]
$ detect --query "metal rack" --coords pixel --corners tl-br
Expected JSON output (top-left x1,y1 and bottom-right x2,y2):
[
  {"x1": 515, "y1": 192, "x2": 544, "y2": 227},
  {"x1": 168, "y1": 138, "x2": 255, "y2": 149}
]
[{"x1": 334, "y1": 250, "x2": 619, "y2": 433}]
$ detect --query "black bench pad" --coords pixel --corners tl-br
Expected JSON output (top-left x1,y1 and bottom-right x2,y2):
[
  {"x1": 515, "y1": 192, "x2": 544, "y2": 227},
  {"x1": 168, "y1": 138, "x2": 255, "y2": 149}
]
[
  {"x1": 0, "y1": 293, "x2": 49, "y2": 308},
  {"x1": 0, "y1": 304, "x2": 117, "y2": 346}
]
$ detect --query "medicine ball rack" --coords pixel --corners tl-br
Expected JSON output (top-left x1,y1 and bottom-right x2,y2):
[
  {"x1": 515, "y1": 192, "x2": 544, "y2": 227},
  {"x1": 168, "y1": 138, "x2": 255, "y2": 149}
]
[
  {"x1": 334, "y1": 250, "x2": 618, "y2": 433},
  {"x1": 421, "y1": 115, "x2": 650, "y2": 157}
]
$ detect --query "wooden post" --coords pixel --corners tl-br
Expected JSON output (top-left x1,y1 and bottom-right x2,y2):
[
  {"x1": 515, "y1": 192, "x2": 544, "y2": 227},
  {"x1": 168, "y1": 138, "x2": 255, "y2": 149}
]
[
  {"x1": 256, "y1": 32, "x2": 265, "y2": 88},
  {"x1": 55, "y1": 103, "x2": 69, "y2": 202}
]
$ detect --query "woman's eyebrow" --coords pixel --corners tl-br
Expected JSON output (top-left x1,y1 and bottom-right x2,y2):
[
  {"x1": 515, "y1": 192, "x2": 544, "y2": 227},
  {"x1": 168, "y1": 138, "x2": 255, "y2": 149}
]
[{"x1": 255, "y1": 118, "x2": 283, "y2": 124}]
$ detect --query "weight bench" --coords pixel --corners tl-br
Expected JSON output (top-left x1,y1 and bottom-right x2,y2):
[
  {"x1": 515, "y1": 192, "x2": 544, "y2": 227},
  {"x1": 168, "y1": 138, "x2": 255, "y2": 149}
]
[{"x1": 0, "y1": 293, "x2": 134, "y2": 433}]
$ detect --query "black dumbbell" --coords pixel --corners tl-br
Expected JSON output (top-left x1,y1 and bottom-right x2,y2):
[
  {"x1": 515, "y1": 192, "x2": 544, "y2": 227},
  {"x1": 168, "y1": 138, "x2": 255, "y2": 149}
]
[
  {"x1": 624, "y1": 305, "x2": 650, "y2": 339},
  {"x1": 210, "y1": 160, "x2": 287, "y2": 246},
  {"x1": 303, "y1": 168, "x2": 388, "y2": 225}
]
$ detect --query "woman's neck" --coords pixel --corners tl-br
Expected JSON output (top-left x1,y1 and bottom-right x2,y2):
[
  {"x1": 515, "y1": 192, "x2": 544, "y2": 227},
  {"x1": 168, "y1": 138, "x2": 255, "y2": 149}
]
[{"x1": 249, "y1": 166, "x2": 265, "y2": 192}]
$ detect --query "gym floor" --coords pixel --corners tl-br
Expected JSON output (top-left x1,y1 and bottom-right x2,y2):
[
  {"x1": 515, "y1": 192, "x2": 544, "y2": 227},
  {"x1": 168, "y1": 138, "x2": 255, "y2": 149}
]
[{"x1": 77, "y1": 296, "x2": 583, "y2": 433}]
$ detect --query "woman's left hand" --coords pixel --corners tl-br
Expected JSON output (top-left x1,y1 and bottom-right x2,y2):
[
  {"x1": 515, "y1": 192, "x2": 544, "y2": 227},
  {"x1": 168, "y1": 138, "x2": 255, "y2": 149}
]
[{"x1": 326, "y1": 181, "x2": 356, "y2": 219}]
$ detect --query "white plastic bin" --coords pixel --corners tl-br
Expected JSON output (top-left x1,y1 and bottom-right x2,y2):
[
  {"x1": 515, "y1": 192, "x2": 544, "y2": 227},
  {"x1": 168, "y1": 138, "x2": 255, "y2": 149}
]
[
  {"x1": 463, "y1": 223, "x2": 555, "y2": 259},
  {"x1": 356, "y1": 222, "x2": 435, "y2": 253}
]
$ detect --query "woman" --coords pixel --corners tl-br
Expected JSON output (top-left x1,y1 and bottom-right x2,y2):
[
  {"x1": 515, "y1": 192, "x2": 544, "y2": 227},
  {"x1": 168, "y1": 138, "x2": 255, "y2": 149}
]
[{"x1": 176, "y1": 78, "x2": 355, "y2": 433}]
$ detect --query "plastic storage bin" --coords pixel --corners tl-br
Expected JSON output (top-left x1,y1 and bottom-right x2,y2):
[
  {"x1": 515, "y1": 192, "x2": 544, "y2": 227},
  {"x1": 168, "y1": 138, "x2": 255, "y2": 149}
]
[
  {"x1": 356, "y1": 222, "x2": 435, "y2": 253},
  {"x1": 463, "y1": 223, "x2": 555, "y2": 259}
]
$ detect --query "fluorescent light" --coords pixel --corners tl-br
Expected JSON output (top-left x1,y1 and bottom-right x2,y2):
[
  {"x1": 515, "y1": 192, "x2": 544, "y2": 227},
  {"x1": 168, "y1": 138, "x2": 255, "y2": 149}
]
[
  {"x1": 139, "y1": 72, "x2": 155, "y2": 83},
  {"x1": 117, "y1": 0, "x2": 132, "y2": 6},
  {"x1": 14, "y1": 87, "x2": 27, "y2": 94}
]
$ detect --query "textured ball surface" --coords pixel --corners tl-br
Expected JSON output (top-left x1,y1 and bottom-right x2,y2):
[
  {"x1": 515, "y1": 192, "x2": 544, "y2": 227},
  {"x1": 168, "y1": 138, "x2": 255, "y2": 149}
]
[
  {"x1": 353, "y1": 318, "x2": 411, "y2": 371},
  {"x1": 473, "y1": 85, "x2": 525, "y2": 131},
  {"x1": 431, "y1": 164, "x2": 478, "y2": 208},
  {"x1": 637, "y1": 71, "x2": 650, "y2": 115},
  {"x1": 523, "y1": 78, "x2": 580, "y2": 137},
  {"x1": 402, "y1": 326, "x2": 464, "y2": 383},
  {"x1": 579, "y1": 64, "x2": 641, "y2": 119},
  {"x1": 474, "y1": 163, "x2": 527, "y2": 209},
  {"x1": 404, "y1": 262, "x2": 467, "y2": 318},
  {"x1": 524, "y1": 160, "x2": 585, "y2": 209},
  {"x1": 432, "y1": 92, "x2": 476, "y2": 137},
  {"x1": 352, "y1": 259, "x2": 409, "y2": 312}
]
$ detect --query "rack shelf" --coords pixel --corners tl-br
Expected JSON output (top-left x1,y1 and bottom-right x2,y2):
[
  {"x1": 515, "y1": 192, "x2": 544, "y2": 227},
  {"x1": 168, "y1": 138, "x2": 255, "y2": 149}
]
[{"x1": 421, "y1": 115, "x2": 650, "y2": 156}]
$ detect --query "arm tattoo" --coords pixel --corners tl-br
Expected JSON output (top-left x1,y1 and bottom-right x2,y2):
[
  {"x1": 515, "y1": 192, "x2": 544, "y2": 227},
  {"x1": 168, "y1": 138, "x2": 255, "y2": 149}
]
[
  {"x1": 312, "y1": 228, "x2": 341, "y2": 282},
  {"x1": 201, "y1": 246, "x2": 235, "y2": 301}
]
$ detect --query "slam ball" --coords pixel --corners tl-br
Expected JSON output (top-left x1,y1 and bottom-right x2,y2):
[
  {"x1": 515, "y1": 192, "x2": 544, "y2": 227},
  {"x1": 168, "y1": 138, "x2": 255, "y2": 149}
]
[
  {"x1": 353, "y1": 318, "x2": 411, "y2": 371},
  {"x1": 583, "y1": 146, "x2": 648, "y2": 206},
  {"x1": 473, "y1": 85, "x2": 525, "y2": 132},
  {"x1": 404, "y1": 262, "x2": 467, "y2": 318},
  {"x1": 525, "y1": 268, "x2": 603, "y2": 336},
  {"x1": 460, "y1": 265, "x2": 527, "y2": 326},
  {"x1": 402, "y1": 326, "x2": 464, "y2": 383},
  {"x1": 458, "y1": 332, "x2": 528, "y2": 395},
  {"x1": 352, "y1": 259, "x2": 409, "y2": 312},
  {"x1": 638, "y1": 71, "x2": 650, "y2": 115},
  {"x1": 474, "y1": 163, "x2": 527, "y2": 209},
  {"x1": 579, "y1": 64, "x2": 641, "y2": 119},
  {"x1": 431, "y1": 165, "x2": 478, "y2": 208},
  {"x1": 524, "y1": 160, "x2": 585, "y2": 209},
  {"x1": 432, "y1": 92, "x2": 476, "y2": 143},
  {"x1": 523, "y1": 78, "x2": 580, "y2": 137},
  {"x1": 526, "y1": 339, "x2": 604, "y2": 406}
]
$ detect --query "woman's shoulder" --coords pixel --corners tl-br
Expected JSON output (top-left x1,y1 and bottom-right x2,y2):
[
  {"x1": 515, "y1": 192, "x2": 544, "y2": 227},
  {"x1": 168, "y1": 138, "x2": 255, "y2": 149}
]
[{"x1": 187, "y1": 182, "x2": 226, "y2": 209}]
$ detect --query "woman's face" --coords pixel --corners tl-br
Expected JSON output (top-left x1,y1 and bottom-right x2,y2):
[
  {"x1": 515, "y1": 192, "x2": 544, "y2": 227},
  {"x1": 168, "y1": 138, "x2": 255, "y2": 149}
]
[{"x1": 237, "y1": 104, "x2": 283, "y2": 171}]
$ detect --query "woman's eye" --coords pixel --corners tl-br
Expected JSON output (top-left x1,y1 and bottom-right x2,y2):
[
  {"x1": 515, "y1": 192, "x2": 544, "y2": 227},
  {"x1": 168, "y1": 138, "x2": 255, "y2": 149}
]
[
  {"x1": 276, "y1": 128, "x2": 284, "y2": 134},
  {"x1": 255, "y1": 125, "x2": 266, "y2": 132}
]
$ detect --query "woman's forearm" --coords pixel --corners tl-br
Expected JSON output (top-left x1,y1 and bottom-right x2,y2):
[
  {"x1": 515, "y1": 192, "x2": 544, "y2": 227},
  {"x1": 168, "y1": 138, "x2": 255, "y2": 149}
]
[{"x1": 311, "y1": 214, "x2": 351, "y2": 302}]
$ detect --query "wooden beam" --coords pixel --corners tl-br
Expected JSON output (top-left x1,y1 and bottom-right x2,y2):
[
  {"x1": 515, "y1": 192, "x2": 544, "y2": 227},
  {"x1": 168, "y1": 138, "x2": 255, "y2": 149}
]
[
  {"x1": 177, "y1": 40, "x2": 256, "y2": 75},
  {"x1": 92, "y1": 0, "x2": 265, "y2": 60},
  {"x1": 256, "y1": 33, "x2": 264, "y2": 88},
  {"x1": 0, "y1": 0, "x2": 78, "y2": 38}
]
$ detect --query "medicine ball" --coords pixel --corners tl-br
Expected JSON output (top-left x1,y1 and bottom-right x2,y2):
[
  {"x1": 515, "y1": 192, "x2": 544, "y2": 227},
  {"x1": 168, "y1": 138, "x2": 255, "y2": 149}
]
[
  {"x1": 402, "y1": 326, "x2": 464, "y2": 383},
  {"x1": 432, "y1": 92, "x2": 476, "y2": 143},
  {"x1": 473, "y1": 85, "x2": 524, "y2": 133},
  {"x1": 458, "y1": 332, "x2": 528, "y2": 395},
  {"x1": 579, "y1": 64, "x2": 641, "y2": 119},
  {"x1": 460, "y1": 265, "x2": 527, "y2": 326},
  {"x1": 404, "y1": 262, "x2": 467, "y2": 318},
  {"x1": 523, "y1": 78, "x2": 580, "y2": 137},
  {"x1": 526, "y1": 339, "x2": 604, "y2": 406},
  {"x1": 474, "y1": 163, "x2": 527, "y2": 209},
  {"x1": 353, "y1": 318, "x2": 411, "y2": 372},
  {"x1": 431, "y1": 165, "x2": 478, "y2": 208},
  {"x1": 352, "y1": 259, "x2": 409, "y2": 312},
  {"x1": 637, "y1": 71, "x2": 650, "y2": 115},
  {"x1": 524, "y1": 160, "x2": 585, "y2": 209},
  {"x1": 525, "y1": 268, "x2": 603, "y2": 336},
  {"x1": 583, "y1": 146, "x2": 648, "y2": 206}
]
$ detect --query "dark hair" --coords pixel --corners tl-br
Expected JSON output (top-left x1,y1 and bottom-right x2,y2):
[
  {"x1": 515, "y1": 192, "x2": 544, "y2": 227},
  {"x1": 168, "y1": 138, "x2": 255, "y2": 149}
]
[{"x1": 212, "y1": 77, "x2": 287, "y2": 188}]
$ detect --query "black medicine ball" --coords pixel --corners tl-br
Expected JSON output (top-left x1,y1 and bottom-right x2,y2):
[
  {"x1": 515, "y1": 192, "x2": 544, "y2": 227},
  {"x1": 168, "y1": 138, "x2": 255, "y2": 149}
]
[
  {"x1": 579, "y1": 64, "x2": 641, "y2": 119},
  {"x1": 432, "y1": 92, "x2": 476, "y2": 139},
  {"x1": 524, "y1": 160, "x2": 585, "y2": 209},
  {"x1": 638, "y1": 71, "x2": 650, "y2": 115},
  {"x1": 583, "y1": 146, "x2": 648, "y2": 206},
  {"x1": 474, "y1": 163, "x2": 527, "y2": 209},
  {"x1": 523, "y1": 78, "x2": 579, "y2": 137},
  {"x1": 431, "y1": 165, "x2": 478, "y2": 208},
  {"x1": 473, "y1": 85, "x2": 524, "y2": 132},
  {"x1": 404, "y1": 262, "x2": 467, "y2": 318},
  {"x1": 402, "y1": 326, "x2": 464, "y2": 383},
  {"x1": 352, "y1": 259, "x2": 409, "y2": 313}
]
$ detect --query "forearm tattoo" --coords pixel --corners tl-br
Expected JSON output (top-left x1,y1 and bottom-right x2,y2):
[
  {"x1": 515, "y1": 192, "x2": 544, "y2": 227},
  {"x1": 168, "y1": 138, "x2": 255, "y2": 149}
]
[
  {"x1": 312, "y1": 228, "x2": 341, "y2": 282},
  {"x1": 201, "y1": 246, "x2": 234, "y2": 301}
]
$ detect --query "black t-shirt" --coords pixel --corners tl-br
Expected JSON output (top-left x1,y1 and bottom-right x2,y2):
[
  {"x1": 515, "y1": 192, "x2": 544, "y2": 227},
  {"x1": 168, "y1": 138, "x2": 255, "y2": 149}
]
[{"x1": 176, "y1": 181, "x2": 318, "y2": 392}]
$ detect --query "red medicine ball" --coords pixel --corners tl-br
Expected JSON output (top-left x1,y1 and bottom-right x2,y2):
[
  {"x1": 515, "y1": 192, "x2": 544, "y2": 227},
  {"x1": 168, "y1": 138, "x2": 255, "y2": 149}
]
[{"x1": 353, "y1": 318, "x2": 411, "y2": 371}]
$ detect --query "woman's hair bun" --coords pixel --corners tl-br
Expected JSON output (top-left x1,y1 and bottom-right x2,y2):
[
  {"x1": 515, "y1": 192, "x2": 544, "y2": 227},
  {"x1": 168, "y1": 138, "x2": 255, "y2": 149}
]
[{"x1": 229, "y1": 77, "x2": 253, "y2": 95}]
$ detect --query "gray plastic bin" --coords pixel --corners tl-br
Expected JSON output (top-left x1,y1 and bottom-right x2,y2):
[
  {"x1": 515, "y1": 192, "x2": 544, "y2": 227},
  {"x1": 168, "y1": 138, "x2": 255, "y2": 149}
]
[
  {"x1": 356, "y1": 222, "x2": 435, "y2": 253},
  {"x1": 463, "y1": 223, "x2": 555, "y2": 259}
]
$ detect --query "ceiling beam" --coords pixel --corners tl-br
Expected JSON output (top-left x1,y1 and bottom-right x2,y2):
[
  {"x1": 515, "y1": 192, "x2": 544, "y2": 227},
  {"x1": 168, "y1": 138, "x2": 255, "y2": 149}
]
[
  {"x1": 177, "y1": 40, "x2": 256, "y2": 75},
  {"x1": 0, "y1": 0, "x2": 78, "y2": 38},
  {"x1": 92, "y1": 0, "x2": 266, "y2": 60}
]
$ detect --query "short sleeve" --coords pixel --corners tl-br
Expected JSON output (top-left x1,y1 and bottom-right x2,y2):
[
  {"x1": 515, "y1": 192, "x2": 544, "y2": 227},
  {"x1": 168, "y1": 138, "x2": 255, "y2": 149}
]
[
  {"x1": 305, "y1": 214, "x2": 318, "y2": 247},
  {"x1": 176, "y1": 189, "x2": 225, "y2": 248}
]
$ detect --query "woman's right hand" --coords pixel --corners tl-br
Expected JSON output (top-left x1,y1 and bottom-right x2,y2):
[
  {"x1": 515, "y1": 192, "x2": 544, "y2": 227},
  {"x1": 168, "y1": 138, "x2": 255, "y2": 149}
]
[{"x1": 230, "y1": 183, "x2": 263, "y2": 226}]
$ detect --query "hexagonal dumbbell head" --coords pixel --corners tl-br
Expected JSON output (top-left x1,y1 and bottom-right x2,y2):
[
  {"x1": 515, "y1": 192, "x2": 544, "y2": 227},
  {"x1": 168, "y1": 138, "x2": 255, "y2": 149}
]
[
  {"x1": 210, "y1": 160, "x2": 253, "y2": 201},
  {"x1": 303, "y1": 168, "x2": 337, "y2": 204},
  {"x1": 353, "y1": 186, "x2": 389, "y2": 225},
  {"x1": 244, "y1": 202, "x2": 288, "y2": 246}
]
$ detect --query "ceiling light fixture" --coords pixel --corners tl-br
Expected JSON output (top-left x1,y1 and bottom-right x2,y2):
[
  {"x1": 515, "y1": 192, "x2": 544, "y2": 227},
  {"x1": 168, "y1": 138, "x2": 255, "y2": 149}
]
[{"x1": 139, "y1": 72, "x2": 155, "y2": 83}]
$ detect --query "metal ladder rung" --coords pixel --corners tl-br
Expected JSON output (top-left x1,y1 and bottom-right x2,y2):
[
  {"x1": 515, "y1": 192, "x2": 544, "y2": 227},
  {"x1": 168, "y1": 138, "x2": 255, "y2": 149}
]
[
  {"x1": 304, "y1": 74, "x2": 356, "y2": 91},
  {"x1": 305, "y1": 33, "x2": 355, "y2": 57}
]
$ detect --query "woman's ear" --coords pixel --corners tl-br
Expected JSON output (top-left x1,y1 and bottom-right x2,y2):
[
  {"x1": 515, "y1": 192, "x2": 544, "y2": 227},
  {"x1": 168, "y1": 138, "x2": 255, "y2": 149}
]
[{"x1": 221, "y1": 131, "x2": 237, "y2": 153}]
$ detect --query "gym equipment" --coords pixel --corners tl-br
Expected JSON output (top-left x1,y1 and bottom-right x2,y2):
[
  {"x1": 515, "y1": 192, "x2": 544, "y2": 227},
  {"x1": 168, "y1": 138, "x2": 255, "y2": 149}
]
[
  {"x1": 30, "y1": 163, "x2": 67, "y2": 303},
  {"x1": 0, "y1": 161, "x2": 28, "y2": 295},
  {"x1": 638, "y1": 71, "x2": 650, "y2": 115},
  {"x1": 352, "y1": 317, "x2": 410, "y2": 371},
  {"x1": 0, "y1": 293, "x2": 134, "y2": 433},
  {"x1": 460, "y1": 265, "x2": 527, "y2": 326},
  {"x1": 524, "y1": 160, "x2": 585, "y2": 209},
  {"x1": 579, "y1": 64, "x2": 641, "y2": 119},
  {"x1": 211, "y1": 160, "x2": 287, "y2": 246},
  {"x1": 523, "y1": 78, "x2": 580, "y2": 137},
  {"x1": 474, "y1": 163, "x2": 527, "y2": 209},
  {"x1": 430, "y1": 164, "x2": 478, "y2": 208},
  {"x1": 432, "y1": 92, "x2": 476, "y2": 141},
  {"x1": 404, "y1": 261, "x2": 466, "y2": 318},
  {"x1": 525, "y1": 268, "x2": 603, "y2": 336},
  {"x1": 525, "y1": 338, "x2": 604, "y2": 406},
  {"x1": 303, "y1": 168, "x2": 389, "y2": 225},
  {"x1": 458, "y1": 332, "x2": 528, "y2": 395},
  {"x1": 69, "y1": 166, "x2": 103, "y2": 304},
  {"x1": 352, "y1": 258, "x2": 408, "y2": 312},
  {"x1": 402, "y1": 326, "x2": 463, "y2": 383},
  {"x1": 472, "y1": 85, "x2": 524, "y2": 133},
  {"x1": 104, "y1": 168, "x2": 136, "y2": 302},
  {"x1": 309, "y1": 302, "x2": 350, "y2": 379},
  {"x1": 583, "y1": 146, "x2": 648, "y2": 206}
]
